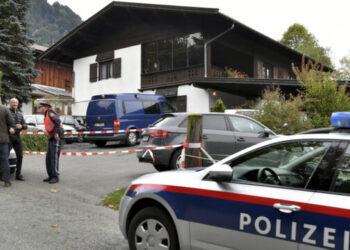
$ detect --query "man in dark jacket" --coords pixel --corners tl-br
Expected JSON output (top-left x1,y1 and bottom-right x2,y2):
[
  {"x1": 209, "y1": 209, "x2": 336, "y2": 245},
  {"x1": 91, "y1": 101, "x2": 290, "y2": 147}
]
[
  {"x1": 40, "y1": 103, "x2": 63, "y2": 184},
  {"x1": 0, "y1": 104, "x2": 15, "y2": 187},
  {"x1": 8, "y1": 98, "x2": 27, "y2": 181}
]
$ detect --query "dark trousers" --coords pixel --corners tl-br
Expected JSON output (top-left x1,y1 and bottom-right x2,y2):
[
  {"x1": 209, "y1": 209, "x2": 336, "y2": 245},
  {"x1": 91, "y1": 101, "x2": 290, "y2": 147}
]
[
  {"x1": 46, "y1": 139, "x2": 62, "y2": 178},
  {"x1": 9, "y1": 135, "x2": 23, "y2": 175},
  {"x1": 0, "y1": 143, "x2": 10, "y2": 182}
]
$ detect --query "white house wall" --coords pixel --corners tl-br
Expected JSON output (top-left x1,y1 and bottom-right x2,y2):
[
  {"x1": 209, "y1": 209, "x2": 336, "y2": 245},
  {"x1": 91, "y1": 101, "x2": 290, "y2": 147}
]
[
  {"x1": 144, "y1": 85, "x2": 210, "y2": 113},
  {"x1": 178, "y1": 85, "x2": 209, "y2": 113},
  {"x1": 72, "y1": 45, "x2": 141, "y2": 115}
]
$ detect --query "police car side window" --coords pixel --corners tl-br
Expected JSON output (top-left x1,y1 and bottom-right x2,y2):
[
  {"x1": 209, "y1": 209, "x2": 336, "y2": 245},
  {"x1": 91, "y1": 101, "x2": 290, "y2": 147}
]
[
  {"x1": 332, "y1": 144, "x2": 350, "y2": 194},
  {"x1": 230, "y1": 141, "x2": 330, "y2": 189}
]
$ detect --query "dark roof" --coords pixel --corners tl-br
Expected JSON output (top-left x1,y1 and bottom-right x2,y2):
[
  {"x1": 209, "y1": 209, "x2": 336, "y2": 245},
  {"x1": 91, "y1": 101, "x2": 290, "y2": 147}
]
[{"x1": 39, "y1": 1, "x2": 332, "y2": 71}]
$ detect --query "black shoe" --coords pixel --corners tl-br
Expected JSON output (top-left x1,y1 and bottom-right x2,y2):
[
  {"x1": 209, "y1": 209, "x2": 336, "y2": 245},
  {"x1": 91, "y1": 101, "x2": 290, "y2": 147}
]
[
  {"x1": 43, "y1": 177, "x2": 51, "y2": 182},
  {"x1": 4, "y1": 182, "x2": 12, "y2": 187},
  {"x1": 49, "y1": 177, "x2": 59, "y2": 184},
  {"x1": 16, "y1": 174, "x2": 25, "y2": 181}
]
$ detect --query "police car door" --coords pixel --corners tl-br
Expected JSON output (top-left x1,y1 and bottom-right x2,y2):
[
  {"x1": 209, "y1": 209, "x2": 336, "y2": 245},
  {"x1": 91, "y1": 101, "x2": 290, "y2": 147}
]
[
  {"x1": 299, "y1": 142, "x2": 350, "y2": 250},
  {"x1": 190, "y1": 140, "x2": 333, "y2": 250}
]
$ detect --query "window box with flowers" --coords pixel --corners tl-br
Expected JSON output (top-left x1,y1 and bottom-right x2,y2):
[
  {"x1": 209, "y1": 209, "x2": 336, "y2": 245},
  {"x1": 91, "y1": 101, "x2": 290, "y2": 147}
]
[{"x1": 224, "y1": 66, "x2": 248, "y2": 78}]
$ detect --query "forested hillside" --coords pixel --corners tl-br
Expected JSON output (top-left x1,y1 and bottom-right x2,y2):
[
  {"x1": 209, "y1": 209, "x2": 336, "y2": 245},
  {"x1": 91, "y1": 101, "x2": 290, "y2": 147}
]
[{"x1": 26, "y1": 0, "x2": 82, "y2": 46}]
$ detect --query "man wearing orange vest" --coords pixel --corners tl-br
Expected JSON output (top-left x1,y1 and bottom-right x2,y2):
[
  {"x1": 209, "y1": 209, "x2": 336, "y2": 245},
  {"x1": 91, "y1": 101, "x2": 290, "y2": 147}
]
[{"x1": 39, "y1": 103, "x2": 63, "y2": 184}]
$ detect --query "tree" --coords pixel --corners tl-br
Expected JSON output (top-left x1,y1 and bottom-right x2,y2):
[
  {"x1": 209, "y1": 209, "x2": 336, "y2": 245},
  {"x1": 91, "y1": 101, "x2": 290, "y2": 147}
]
[
  {"x1": 280, "y1": 24, "x2": 333, "y2": 68},
  {"x1": 0, "y1": 0, "x2": 38, "y2": 104},
  {"x1": 338, "y1": 53, "x2": 350, "y2": 80},
  {"x1": 292, "y1": 58, "x2": 350, "y2": 128}
]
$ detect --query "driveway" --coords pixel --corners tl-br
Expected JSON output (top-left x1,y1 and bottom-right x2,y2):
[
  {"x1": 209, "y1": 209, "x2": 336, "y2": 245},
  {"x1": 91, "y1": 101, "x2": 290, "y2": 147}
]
[{"x1": 0, "y1": 143, "x2": 156, "y2": 250}]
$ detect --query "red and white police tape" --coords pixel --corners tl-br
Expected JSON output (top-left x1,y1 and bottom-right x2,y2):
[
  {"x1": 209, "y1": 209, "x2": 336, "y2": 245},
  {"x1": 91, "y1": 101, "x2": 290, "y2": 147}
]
[
  {"x1": 23, "y1": 144, "x2": 184, "y2": 156},
  {"x1": 20, "y1": 128, "x2": 144, "y2": 135}
]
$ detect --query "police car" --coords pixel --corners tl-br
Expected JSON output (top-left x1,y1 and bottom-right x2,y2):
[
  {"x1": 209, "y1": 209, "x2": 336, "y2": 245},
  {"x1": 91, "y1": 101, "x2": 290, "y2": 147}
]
[{"x1": 119, "y1": 112, "x2": 350, "y2": 250}]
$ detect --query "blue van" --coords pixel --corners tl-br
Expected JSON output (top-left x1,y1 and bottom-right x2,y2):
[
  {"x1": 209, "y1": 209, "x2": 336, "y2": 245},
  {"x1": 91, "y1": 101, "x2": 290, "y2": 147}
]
[{"x1": 85, "y1": 93, "x2": 176, "y2": 147}]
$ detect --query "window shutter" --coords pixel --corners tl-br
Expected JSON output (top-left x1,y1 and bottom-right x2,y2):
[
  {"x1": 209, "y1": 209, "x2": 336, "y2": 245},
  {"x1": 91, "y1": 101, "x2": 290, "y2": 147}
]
[
  {"x1": 113, "y1": 58, "x2": 121, "y2": 78},
  {"x1": 89, "y1": 63, "x2": 98, "y2": 82}
]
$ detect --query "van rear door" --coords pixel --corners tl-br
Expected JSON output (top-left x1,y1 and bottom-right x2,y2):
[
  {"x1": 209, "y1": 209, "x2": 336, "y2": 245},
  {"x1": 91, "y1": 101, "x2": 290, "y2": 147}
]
[{"x1": 86, "y1": 99, "x2": 117, "y2": 131}]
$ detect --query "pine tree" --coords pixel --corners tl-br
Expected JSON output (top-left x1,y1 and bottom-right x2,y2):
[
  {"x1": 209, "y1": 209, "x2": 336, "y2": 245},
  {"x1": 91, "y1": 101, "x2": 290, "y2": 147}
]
[{"x1": 0, "y1": 0, "x2": 38, "y2": 104}]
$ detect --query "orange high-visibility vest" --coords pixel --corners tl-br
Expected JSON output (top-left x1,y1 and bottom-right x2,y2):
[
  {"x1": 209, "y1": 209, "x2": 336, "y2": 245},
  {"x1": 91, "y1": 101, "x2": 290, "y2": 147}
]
[{"x1": 44, "y1": 112, "x2": 60, "y2": 136}]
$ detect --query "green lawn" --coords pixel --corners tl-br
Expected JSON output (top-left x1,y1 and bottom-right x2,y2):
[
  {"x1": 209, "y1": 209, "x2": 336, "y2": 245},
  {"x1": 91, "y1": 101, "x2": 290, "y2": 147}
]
[{"x1": 102, "y1": 187, "x2": 127, "y2": 210}]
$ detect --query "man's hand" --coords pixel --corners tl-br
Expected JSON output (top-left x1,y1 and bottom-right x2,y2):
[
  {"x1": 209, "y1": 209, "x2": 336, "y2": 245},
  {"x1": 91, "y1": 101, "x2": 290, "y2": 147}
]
[
  {"x1": 16, "y1": 124, "x2": 22, "y2": 130},
  {"x1": 54, "y1": 133, "x2": 60, "y2": 141},
  {"x1": 9, "y1": 128, "x2": 15, "y2": 134}
]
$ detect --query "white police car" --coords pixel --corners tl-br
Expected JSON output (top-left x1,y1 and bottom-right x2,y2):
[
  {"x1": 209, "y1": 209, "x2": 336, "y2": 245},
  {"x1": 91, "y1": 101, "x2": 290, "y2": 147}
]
[{"x1": 119, "y1": 113, "x2": 350, "y2": 250}]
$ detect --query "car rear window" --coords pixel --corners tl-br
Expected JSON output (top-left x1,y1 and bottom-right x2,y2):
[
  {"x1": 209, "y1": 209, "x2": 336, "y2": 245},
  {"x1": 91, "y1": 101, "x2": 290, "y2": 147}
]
[
  {"x1": 152, "y1": 115, "x2": 183, "y2": 127},
  {"x1": 87, "y1": 100, "x2": 116, "y2": 116},
  {"x1": 178, "y1": 115, "x2": 227, "y2": 131}
]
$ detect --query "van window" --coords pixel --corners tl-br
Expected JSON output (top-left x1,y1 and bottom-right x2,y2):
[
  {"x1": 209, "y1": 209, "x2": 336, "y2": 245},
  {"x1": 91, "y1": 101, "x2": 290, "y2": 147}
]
[
  {"x1": 87, "y1": 100, "x2": 116, "y2": 115},
  {"x1": 124, "y1": 101, "x2": 143, "y2": 114},
  {"x1": 143, "y1": 101, "x2": 160, "y2": 114},
  {"x1": 161, "y1": 101, "x2": 176, "y2": 113}
]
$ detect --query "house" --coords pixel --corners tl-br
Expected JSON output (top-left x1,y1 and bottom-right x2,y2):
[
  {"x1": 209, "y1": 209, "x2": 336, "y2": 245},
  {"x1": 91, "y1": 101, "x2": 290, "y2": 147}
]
[
  {"x1": 39, "y1": 1, "x2": 331, "y2": 115},
  {"x1": 26, "y1": 44, "x2": 73, "y2": 115}
]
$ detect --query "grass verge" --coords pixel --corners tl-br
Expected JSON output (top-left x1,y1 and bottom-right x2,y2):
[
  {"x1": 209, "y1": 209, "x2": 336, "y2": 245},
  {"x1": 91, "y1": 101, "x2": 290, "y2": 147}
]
[{"x1": 102, "y1": 187, "x2": 127, "y2": 210}]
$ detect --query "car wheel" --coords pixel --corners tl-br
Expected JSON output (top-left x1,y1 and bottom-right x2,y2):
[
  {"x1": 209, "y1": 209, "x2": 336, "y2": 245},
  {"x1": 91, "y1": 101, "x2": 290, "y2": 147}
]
[
  {"x1": 10, "y1": 168, "x2": 16, "y2": 174},
  {"x1": 169, "y1": 149, "x2": 182, "y2": 170},
  {"x1": 95, "y1": 141, "x2": 107, "y2": 147},
  {"x1": 77, "y1": 134, "x2": 84, "y2": 143},
  {"x1": 128, "y1": 207, "x2": 178, "y2": 250},
  {"x1": 126, "y1": 132, "x2": 138, "y2": 146}
]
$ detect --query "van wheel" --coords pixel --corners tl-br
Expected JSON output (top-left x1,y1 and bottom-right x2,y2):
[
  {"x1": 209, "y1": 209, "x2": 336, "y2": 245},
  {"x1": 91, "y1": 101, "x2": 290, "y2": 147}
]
[
  {"x1": 95, "y1": 141, "x2": 107, "y2": 147},
  {"x1": 169, "y1": 149, "x2": 182, "y2": 170},
  {"x1": 126, "y1": 132, "x2": 138, "y2": 146},
  {"x1": 128, "y1": 207, "x2": 179, "y2": 250}
]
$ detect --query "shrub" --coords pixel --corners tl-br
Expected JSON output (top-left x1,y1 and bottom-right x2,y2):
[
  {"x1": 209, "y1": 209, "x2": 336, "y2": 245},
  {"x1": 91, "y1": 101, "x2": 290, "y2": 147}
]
[
  {"x1": 210, "y1": 98, "x2": 226, "y2": 112},
  {"x1": 253, "y1": 88, "x2": 312, "y2": 135},
  {"x1": 21, "y1": 134, "x2": 48, "y2": 152}
]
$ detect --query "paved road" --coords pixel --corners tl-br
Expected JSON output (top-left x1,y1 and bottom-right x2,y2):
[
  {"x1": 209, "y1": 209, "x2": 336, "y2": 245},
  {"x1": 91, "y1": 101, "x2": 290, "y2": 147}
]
[{"x1": 0, "y1": 142, "x2": 156, "y2": 250}]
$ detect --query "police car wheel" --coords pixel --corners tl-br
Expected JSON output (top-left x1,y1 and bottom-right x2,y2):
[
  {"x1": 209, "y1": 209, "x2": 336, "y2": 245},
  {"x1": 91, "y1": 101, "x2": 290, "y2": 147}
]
[
  {"x1": 169, "y1": 149, "x2": 182, "y2": 170},
  {"x1": 126, "y1": 132, "x2": 138, "y2": 146},
  {"x1": 128, "y1": 207, "x2": 178, "y2": 250}
]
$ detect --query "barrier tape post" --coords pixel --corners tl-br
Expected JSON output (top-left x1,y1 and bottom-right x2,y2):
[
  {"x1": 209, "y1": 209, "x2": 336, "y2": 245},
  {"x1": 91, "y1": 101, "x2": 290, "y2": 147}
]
[{"x1": 185, "y1": 114, "x2": 203, "y2": 168}]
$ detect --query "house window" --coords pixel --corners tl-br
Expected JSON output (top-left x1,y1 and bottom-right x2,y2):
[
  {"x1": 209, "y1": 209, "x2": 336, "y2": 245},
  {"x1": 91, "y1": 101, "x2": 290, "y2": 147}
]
[
  {"x1": 99, "y1": 61, "x2": 113, "y2": 80},
  {"x1": 142, "y1": 32, "x2": 204, "y2": 74},
  {"x1": 89, "y1": 57, "x2": 121, "y2": 83},
  {"x1": 262, "y1": 63, "x2": 273, "y2": 78}
]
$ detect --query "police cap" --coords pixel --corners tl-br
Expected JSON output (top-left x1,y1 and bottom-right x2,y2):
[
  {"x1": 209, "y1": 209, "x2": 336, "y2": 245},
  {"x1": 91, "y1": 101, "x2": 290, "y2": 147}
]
[{"x1": 40, "y1": 103, "x2": 52, "y2": 108}]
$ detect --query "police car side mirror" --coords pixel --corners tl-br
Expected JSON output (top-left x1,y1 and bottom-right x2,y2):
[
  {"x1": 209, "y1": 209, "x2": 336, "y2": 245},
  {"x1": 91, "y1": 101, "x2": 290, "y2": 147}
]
[{"x1": 207, "y1": 164, "x2": 233, "y2": 182}]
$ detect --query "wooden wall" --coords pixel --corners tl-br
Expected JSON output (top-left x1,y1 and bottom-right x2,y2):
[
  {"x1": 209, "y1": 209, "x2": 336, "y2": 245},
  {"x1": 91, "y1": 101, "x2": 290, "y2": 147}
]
[{"x1": 34, "y1": 60, "x2": 73, "y2": 92}]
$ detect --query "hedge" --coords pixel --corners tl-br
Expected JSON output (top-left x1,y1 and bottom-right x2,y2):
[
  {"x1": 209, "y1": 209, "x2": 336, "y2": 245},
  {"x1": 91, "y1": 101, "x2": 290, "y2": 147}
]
[{"x1": 21, "y1": 134, "x2": 48, "y2": 152}]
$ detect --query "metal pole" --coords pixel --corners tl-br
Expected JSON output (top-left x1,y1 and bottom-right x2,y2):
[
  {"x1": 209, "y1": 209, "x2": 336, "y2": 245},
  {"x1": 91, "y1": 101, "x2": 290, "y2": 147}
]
[{"x1": 204, "y1": 24, "x2": 235, "y2": 78}]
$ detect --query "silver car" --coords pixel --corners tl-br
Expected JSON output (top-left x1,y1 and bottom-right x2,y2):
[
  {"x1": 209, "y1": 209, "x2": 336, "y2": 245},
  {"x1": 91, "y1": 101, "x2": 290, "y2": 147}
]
[
  {"x1": 24, "y1": 114, "x2": 78, "y2": 143},
  {"x1": 8, "y1": 148, "x2": 16, "y2": 174},
  {"x1": 120, "y1": 133, "x2": 350, "y2": 250}
]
